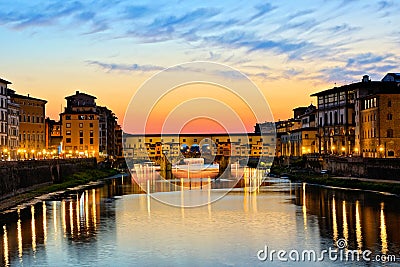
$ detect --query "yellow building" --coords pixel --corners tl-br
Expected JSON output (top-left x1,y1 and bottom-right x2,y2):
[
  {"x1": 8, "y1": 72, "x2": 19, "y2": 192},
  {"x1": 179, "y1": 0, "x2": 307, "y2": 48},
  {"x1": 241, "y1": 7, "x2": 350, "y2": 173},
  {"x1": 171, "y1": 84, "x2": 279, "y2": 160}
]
[
  {"x1": 123, "y1": 131, "x2": 276, "y2": 164},
  {"x1": 359, "y1": 89, "x2": 400, "y2": 158},
  {"x1": 9, "y1": 90, "x2": 47, "y2": 159},
  {"x1": 61, "y1": 91, "x2": 99, "y2": 158}
]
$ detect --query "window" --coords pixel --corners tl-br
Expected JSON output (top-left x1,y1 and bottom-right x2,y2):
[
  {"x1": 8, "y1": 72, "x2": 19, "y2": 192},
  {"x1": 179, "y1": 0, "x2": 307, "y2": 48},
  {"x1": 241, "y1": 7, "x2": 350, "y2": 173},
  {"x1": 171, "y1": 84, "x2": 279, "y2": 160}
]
[
  {"x1": 80, "y1": 138, "x2": 83, "y2": 144},
  {"x1": 66, "y1": 138, "x2": 71, "y2": 143},
  {"x1": 79, "y1": 123, "x2": 83, "y2": 128},
  {"x1": 79, "y1": 130, "x2": 83, "y2": 137},
  {"x1": 90, "y1": 138, "x2": 94, "y2": 144},
  {"x1": 387, "y1": 129, "x2": 394, "y2": 138},
  {"x1": 66, "y1": 130, "x2": 71, "y2": 135},
  {"x1": 90, "y1": 130, "x2": 93, "y2": 137},
  {"x1": 387, "y1": 114, "x2": 393, "y2": 120},
  {"x1": 78, "y1": 115, "x2": 85, "y2": 120},
  {"x1": 388, "y1": 100, "x2": 392, "y2": 107},
  {"x1": 89, "y1": 123, "x2": 93, "y2": 128},
  {"x1": 27, "y1": 115, "x2": 30, "y2": 122},
  {"x1": 66, "y1": 123, "x2": 71, "y2": 128},
  {"x1": 388, "y1": 151, "x2": 395, "y2": 157},
  {"x1": 305, "y1": 134, "x2": 309, "y2": 139},
  {"x1": 149, "y1": 139, "x2": 152, "y2": 142},
  {"x1": 216, "y1": 139, "x2": 219, "y2": 142},
  {"x1": 183, "y1": 139, "x2": 186, "y2": 142},
  {"x1": 66, "y1": 115, "x2": 71, "y2": 120},
  {"x1": 194, "y1": 139, "x2": 197, "y2": 143}
]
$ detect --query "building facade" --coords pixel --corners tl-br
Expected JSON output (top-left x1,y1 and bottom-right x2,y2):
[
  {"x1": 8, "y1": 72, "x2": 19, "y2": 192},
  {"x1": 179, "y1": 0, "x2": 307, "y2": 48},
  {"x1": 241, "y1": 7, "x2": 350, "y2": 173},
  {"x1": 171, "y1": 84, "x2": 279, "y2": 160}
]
[
  {"x1": 98, "y1": 106, "x2": 118, "y2": 158},
  {"x1": 45, "y1": 118, "x2": 62, "y2": 156},
  {"x1": 358, "y1": 82, "x2": 400, "y2": 158},
  {"x1": 123, "y1": 131, "x2": 276, "y2": 165},
  {"x1": 311, "y1": 84, "x2": 356, "y2": 155},
  {"x1": 61, "y1": 91, "x2": 99, "y2": 158},
  {"x1": 9, "y1": 90, "x2": 47, "y2": 159},
  {"x1": 7, "y1": 99, "x2": 19, "y2": 159},
  {"x1": 0, "y1": 78, "x2": 11, "y2": 154}
]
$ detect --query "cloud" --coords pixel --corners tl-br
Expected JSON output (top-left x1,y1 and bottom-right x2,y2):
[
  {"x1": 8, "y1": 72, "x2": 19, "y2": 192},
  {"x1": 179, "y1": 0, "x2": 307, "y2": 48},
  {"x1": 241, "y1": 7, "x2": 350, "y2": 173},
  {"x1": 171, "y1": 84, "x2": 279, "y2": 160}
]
[
  {"x1": 149, "y1": 8, "x2": 219, "y2": 29},
  {"x1": 249, "y1": 3, "x2": 276, "y2": 20},
  {"x1": 346, "y1": 53, "x2": 394, "y2": 67},
  {"x1": 11, "y1": 1, "x2": 84, "y2": 29},
  {"x1": 124, "y1": 5, "x2": 153, "y2": 18},
  {"x1": 86, "y1": 60, "x2": 164, "y2": 72}
]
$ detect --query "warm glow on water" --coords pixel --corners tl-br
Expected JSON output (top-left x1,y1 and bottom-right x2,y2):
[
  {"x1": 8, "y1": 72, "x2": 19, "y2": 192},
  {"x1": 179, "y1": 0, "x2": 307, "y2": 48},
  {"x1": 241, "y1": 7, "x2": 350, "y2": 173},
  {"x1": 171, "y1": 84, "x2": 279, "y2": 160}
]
[{"x1": 0, "y1": 176, "x2": 400, "y2": 266}]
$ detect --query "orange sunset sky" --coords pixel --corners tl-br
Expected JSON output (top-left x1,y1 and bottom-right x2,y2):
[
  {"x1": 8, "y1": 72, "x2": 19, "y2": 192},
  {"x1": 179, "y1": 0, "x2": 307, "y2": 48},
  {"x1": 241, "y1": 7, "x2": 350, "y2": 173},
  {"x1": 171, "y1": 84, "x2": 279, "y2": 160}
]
[{"x1": 1, "y1": 1, "x2": 399, "y2": 133}]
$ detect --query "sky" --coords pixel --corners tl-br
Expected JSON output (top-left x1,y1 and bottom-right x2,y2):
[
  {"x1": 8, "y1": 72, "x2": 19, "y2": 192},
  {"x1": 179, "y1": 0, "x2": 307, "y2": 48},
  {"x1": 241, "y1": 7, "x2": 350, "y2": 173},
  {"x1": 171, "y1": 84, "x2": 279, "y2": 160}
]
[{"x1": 1, "y1": 0, "x2": 399, "y2": 133}]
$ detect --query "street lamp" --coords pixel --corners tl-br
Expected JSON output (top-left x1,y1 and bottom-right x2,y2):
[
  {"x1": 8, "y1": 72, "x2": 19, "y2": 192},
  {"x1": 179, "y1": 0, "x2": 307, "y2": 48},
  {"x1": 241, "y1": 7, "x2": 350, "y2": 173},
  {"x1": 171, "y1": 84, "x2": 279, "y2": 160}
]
[
  {"x1": 379, "y1": 146, "x2": 384, "y2": 158},
  {"x1": 341, "y1": 147, "x2": 345, "y2": 156}
]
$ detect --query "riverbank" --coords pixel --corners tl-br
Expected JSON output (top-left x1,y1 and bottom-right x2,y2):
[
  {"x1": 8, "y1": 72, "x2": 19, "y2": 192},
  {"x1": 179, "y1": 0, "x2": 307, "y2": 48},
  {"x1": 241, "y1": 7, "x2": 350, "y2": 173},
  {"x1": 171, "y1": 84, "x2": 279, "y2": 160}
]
[
  {"x1": 0, "y1": 168, "x2": 119, "y2": 212},
  {"x1": 271, "y1": 166, "x2": 400, "y2": 196}
]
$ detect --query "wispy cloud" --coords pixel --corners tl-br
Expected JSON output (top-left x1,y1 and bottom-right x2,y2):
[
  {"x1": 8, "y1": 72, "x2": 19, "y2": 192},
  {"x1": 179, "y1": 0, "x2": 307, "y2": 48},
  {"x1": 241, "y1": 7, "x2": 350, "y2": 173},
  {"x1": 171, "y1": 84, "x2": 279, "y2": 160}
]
[
  {"x1": 1, "y1": 0, "x2": 399, "y2": 86},
  {"x1": 86, "y1": 60, "x2": 164, "y2": 72}
]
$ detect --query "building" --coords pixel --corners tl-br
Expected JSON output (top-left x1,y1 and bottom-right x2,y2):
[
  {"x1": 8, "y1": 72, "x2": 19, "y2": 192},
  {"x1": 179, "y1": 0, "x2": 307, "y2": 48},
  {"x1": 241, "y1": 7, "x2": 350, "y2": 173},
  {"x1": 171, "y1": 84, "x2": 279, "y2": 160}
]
[
  {"x1": 311, "y1": 83, "x2": 356, "y2": 156},
  {"x1": 9, "y1": 90, "x2": 47, "y2": 159},
  {"x1": 123, "y1": 132, "x2": 276, "y2": 165},
  {"x1": 45, "y1": 118, "x2": 62, "y2": 156},
  {"x1": 7, "y1": 98, "x2": 19, "y2": 160},
  {"x1": 0, "y1": 78, "x2": 11, "y2": 155},
  {"x1": 278, "y1": 105, "x2": 317, "y2": 157},
  {"x1": 358, "y1": 80, "x2": 400, "y2": 157},
  {"x1": 98, "y1": 106, "x2": 118, "y2": 158},
  {"x1": 115, "y1": 124, "x2": 123, "y2": 157},
  {"x1": 310, "y1": 73, "x2": 400, "y2": 158},
  {"x1": 61, "y1": 91, "x2": 99, "y2": 158}
]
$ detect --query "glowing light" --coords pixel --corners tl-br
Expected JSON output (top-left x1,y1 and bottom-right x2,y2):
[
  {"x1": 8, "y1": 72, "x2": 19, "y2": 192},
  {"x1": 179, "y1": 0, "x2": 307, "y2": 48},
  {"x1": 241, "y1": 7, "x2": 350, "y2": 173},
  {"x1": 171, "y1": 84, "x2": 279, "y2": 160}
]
[
  {"x1": 31, "y1": 205, "x2": 36, "y2": 253},
  {"x1": 17, "y1": 210, "x2": 22, "y2": 262},
  {"x1": 380, "y1": 202, "x2": 388, "y2": 254},
  {"x1": 43, "y1": 202, "x2": 47, "y2": 244},
  {"x1": 342, "y1": 201, "x2": 348, "y2": 241},
  {"x1": 356, "y1": 201, "x2": 362, "y2": 251},
  {"x1": 3, "y1": 225, "x2": 9, "y2": 266},
  {"x1": 332, "y1": 197, "x2": 338, "y2": 243}
]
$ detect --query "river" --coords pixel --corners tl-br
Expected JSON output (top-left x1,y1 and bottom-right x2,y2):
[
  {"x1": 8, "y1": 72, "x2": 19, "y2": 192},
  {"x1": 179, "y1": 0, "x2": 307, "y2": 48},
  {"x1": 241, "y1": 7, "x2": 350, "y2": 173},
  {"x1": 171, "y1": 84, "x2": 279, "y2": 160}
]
[{"x1": 1, "y1": 173, "x2": 400, "y2": 266}]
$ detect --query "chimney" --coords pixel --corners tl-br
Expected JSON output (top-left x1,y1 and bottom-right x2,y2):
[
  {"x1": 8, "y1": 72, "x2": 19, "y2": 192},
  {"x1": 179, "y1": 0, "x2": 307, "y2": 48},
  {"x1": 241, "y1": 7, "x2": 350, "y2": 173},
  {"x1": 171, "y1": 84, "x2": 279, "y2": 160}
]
[
  {"x1": 362, "y1": 75, "x2": 370, "y2": 82},
  {"x1": 76, "y1": 90, "x2": 80, "y2": 94}
]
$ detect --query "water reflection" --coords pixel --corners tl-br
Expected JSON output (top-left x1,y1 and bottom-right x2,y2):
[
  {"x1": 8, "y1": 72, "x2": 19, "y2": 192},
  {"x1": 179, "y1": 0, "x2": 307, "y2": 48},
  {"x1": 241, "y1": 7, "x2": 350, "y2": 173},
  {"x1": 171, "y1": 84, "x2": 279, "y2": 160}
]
[
  {"x1": 0, "y1": 173, "x2": 399, "y2": 266},
  {"x1": 355, "y1": 201, "x2": 362, "y2": 251},
  {"x1": 295, "y1": 185, "x2": 400, "y2": 254},
  {"x1": 3, "y1": 225, "x2": 8, "y2": 266},
  {"x1": 380, "y1": 202, "x2": 388, "y2": 254}
]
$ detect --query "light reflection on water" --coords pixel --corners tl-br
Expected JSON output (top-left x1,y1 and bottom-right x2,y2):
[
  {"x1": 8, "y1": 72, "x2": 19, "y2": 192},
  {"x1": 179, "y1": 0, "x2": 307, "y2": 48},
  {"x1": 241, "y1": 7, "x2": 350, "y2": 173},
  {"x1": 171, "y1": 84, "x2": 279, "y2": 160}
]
[{"x1": 0, "y1": 174, "x2": 399, "y2": 266}]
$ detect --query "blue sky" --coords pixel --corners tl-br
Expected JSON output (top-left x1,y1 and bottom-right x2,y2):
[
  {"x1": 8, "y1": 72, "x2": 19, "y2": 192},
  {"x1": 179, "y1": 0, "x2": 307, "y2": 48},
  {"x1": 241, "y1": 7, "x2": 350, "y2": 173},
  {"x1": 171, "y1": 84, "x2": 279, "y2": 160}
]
[{"x1": 0, "y1": 0, "x2": 399, "y2": 124}]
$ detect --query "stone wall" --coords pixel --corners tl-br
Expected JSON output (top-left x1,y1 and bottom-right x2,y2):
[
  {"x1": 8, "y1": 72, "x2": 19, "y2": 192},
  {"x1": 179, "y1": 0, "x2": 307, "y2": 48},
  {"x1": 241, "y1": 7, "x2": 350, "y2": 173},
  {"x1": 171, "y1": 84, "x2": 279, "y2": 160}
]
[
  {"x1": 307, "y1": 156, "x2": 400, "y2": 180},
  {"x1": 0, "y1": 158, "x2": 97, "y2": 200}
]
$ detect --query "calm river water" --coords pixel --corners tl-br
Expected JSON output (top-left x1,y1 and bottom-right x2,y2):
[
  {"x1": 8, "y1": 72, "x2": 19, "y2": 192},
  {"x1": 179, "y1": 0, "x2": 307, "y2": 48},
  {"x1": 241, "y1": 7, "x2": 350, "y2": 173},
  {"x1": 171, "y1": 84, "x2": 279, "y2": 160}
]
[{"x1": 1, "y1": 174, "x2": 400, "y2": 266}]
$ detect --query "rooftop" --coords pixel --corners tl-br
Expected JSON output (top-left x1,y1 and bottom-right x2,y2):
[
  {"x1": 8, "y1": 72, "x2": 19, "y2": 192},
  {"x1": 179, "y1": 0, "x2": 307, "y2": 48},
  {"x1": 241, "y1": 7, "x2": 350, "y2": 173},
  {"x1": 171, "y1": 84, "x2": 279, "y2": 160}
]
[
  {"x1": 0, "y1": 78, "x2": 11, "y2": 85},
  {"x1": 65, "y1": 90, "x2": 97, "y2": 100},
  {"x1": 9, "y1": 91, "x2": 48, "y2": 103}
]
